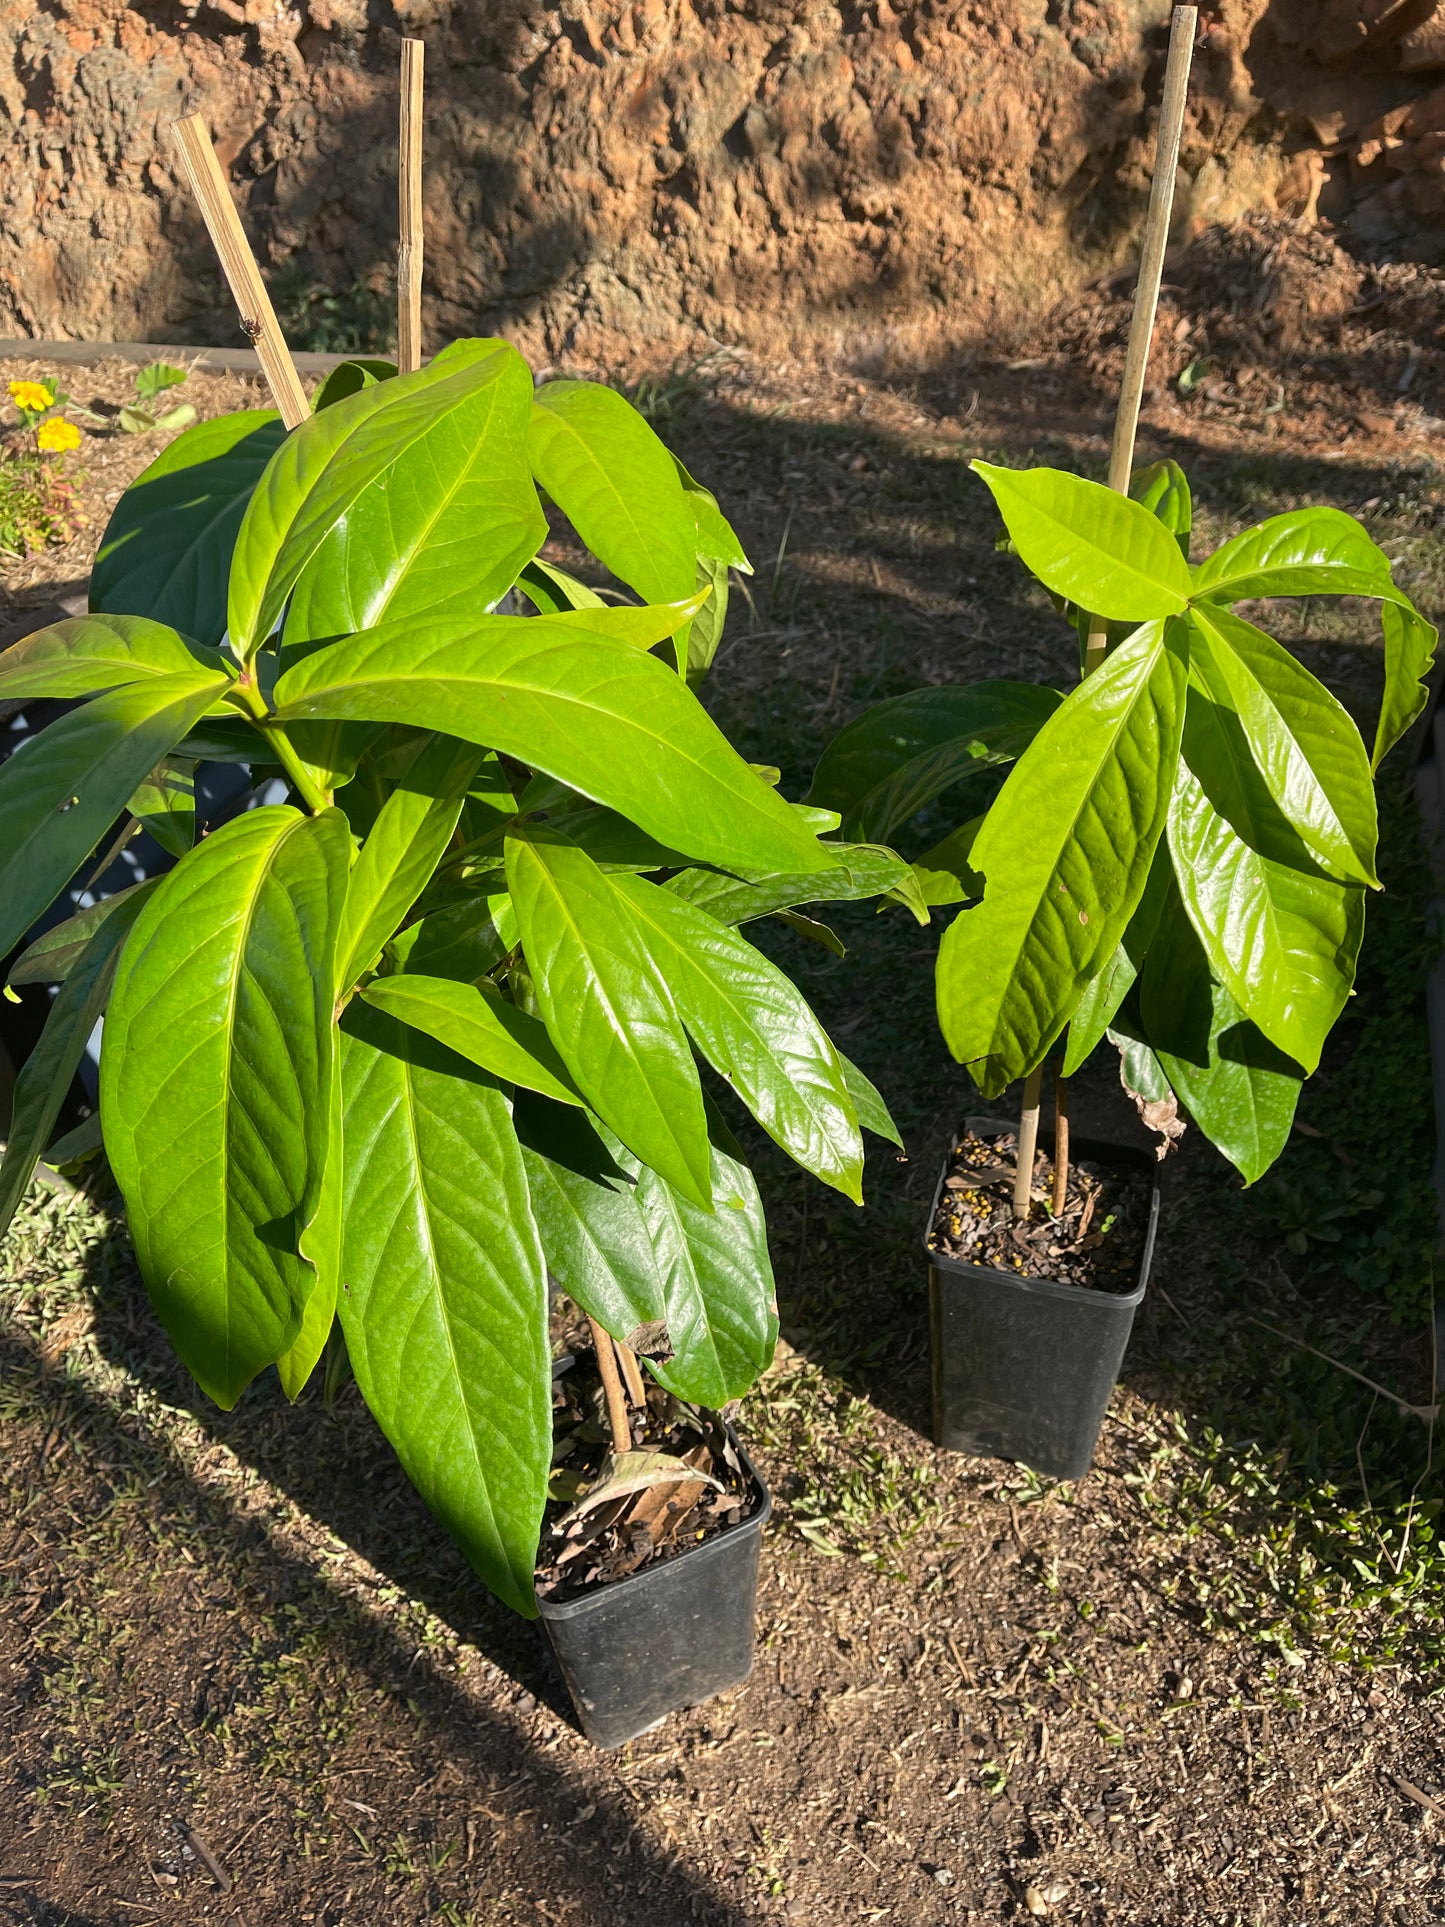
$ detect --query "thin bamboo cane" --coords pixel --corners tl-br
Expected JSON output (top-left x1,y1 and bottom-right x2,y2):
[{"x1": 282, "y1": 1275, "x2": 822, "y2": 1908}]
[
  {"x1": 170, "y1": 115, "x2": 309, "y2": 430},
  {"x1": 1012, "y1": 1065, "x2": 1044, "y2": 1219},
  {"x1": 397, "y1": 38, "x2": 426, "y2": 374},
  {"x1": 588, "y1": 1317, "x2": 633, "y2": 1455}
]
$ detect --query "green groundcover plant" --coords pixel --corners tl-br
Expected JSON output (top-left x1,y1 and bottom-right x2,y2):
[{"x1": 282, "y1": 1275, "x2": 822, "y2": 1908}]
[
  {"x1": 0, "y1": 341, "x2": 906, "y2": 1615},
  {"x1": 809, "y1": 460, "x2": 1437, "y2": 1185}
]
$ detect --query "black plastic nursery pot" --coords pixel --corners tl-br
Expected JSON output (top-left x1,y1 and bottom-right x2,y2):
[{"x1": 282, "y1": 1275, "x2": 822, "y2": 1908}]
[
  {"x1": 927, "y1": 1115, "x2": 1161, "y2": 1481},
  {"x1": 537, "y1": 1430, "x2": 771, "y2": 1750}
]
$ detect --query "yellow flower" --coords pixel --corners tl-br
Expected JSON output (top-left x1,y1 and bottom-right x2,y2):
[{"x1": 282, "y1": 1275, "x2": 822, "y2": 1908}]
[
  {"x1": 36, "y1": 418, "x2": 81, "y2": 454},
  {"x1": 9, "y1": 379, "x2": 54, "y2": 411}
]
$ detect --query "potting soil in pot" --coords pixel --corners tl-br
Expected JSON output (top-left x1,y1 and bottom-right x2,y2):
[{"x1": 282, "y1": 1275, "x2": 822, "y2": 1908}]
[
  {"x1": 536, "y1": 1351, "x2": 759, "y2": 1604},
  {"x1": 927, "y1": 1128, "x2": 1150, "y2": 1292}
]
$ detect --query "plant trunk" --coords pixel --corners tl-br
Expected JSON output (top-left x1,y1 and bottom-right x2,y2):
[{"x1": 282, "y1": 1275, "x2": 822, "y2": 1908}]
[
  {"x1": 1013, "y1": 1065, "x2": 1044, "y2": 1218},
  {"x1": 614, "y1": 1338, "x2": 648, "y2": 1409},
  {"x1": 588, "y1": 1316, "x2": 633, "y2": 1454},
  {"x1": 1052, "y1": 1072, "x2": 1071, "y2": 1216}
]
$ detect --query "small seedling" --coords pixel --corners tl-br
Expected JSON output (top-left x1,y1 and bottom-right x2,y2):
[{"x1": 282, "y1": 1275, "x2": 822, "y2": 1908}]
[{"x1": 119, "y1": 362, "x2": 197, "y2": 435}]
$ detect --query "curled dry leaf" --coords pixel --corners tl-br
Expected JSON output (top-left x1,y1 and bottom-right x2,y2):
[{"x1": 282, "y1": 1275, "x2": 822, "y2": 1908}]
[{"x1": 555, "y1": 1448, "x2": 722, "y2": 1530}]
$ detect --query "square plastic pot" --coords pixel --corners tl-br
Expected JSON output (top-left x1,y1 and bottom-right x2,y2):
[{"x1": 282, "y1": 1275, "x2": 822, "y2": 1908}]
[
  {"x1": 926, "y1": 1114, "x2": 1160, "y2": 1480},
  {"x1": 537, "y1": 1430, "x2": 771, "y2": 1749}
]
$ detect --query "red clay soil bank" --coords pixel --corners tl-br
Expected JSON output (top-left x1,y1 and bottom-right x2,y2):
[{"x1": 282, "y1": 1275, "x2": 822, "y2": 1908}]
[{"x1": 2, "y1": 0, "x2": 1443, "y2": 365}]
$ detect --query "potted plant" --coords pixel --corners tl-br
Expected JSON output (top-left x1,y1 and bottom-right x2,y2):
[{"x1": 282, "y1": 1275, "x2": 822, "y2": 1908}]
[
  {"x1": 0, "y1": 345, "x2": 904, "y2": 1747},
  {"x1": 809, "y1": 457, "x2": 1437, "y2": 1476}
]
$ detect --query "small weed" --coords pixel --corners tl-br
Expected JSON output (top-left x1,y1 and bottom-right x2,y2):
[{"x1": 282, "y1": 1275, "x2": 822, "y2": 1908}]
[{"x1": 0, "y1": 445, "x2": 86, "y2": 556}]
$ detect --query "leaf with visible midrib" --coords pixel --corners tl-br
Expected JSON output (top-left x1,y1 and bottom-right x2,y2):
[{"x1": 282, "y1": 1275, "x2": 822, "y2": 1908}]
[
  {"x1": 0, "y1": 669, "x2": 231, "y2": 962},
  {"x1": 0, "y1": 614, "x2": 226, "y2": 700},
  {"x1": 100, "y1": 806, "x2": 351, "y2": 1408},
  {"x1": 337, "y1": 1005, "x2": 551, "y2": 1618}
]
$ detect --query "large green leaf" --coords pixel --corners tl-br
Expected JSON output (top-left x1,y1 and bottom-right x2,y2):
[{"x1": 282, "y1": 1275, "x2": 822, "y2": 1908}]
[
  {"x1": 625, "y1": 1108, "x2": 777, "y2": 1410},
  {"x1": 936, "y1": 619, "x2": 1188, "y2": 1094},
  {"x1": 0, "y1": 614, "x2": 226, "y2": 700},
  {"x1": 1166, "y1": 726, "x2": 1364, "y2": 1075},
  {"x1": 7, "y1": 880, "x2": 158, "y2": 987},
  {"x1": 837, "y1": 1051, "x2": 902, "y2": 1146},
  {"x1": 386, "y1": 892, "x2": 518, "y2": 982},
  {"x1": 505, "y1": 827, "x2": 711, "y2": 1206},
  {"x1": 1189, "y1": 603, "x2": 1378, "y2": 888},
  {"x1": 1192, "y1": 505, "x2": 1395, "y2": 603},
  {"x1": 336, "y1": 1005, "x2": 550, "y2": 1617},
  {"x1": 514, "y1": 557, "x2": 607, "y2": 616},
  {"x1": 1061, "y1": 840, "x2": 1173, "y2": 1076},
  {"x1": 609, "y1": 873, "x2": 864, "y2": 1202},
  {"x1": 276, "y1": 1067, "x2": 343, "y2": 1401},
  {"x1": 1136, "y1": 879, "x2": 1303, "y2": 1183},
  {"x1": 805, "y1": 682, "x2": 1062, "y2": 841},
  {"x1": 911, "y1": 817, "x2": 984, "y2": 908},
  {"x1": 272, "y1": 613, "x2": 834, "y2": 877},
  {"x1": 228, "y1": 346, "x2": 520, "y2": 660},
  {"x1": 513, "y1": 1090, "x2": 667, "y2": 1344},
  {"x1": 1131, "y1": 459, "x2": 1192, "y2": 559},
  {"x1": 100, "y1": 806, "x2": 350, "y2": 1407},
  {"x1": 361, "y1": 974, "x2": 584, "y2": 1107},
  {"x1": 1375, "y1": 599, "x2": 1439, "y2": 771},
  {"x1": 336, "y1": 734, "x2": 481, "y2": 992},
  {"x1": 285, "y1": 342, "x2": 544, "y2": 645},
  {"x1": 0, "y1": 669, "x2": 231, "y2": 961},
  {"x1": 528, "y1": 381, "x2": 696, "y2": 612},
  {"x1": 0, "y1": 887, "x2": 151, "y2": 1242},
  {"x1": 90, "y1": 411, "x2": 285, "y2": 649},
  {"x1": 972, "y1": 462, "x2": 1193, "y2": 619}
]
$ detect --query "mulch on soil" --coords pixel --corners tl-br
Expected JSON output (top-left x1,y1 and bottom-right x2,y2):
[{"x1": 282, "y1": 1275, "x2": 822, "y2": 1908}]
[{"x1": 3, "y1": 216, "x2": 1445, "y2": 1925}]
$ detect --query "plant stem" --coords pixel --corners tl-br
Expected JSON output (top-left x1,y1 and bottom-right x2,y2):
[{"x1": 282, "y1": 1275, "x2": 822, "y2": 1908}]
[
  {"x1": 1083, "y1": 4, "x2": 1197, "y2": 675},
  {"x1": 614, "y1": 1338, "x2": 647, "y2": 1410},
  {"x1": 263, "y1": 726, "x2": 331, "y2": 815},
  {"x1": 588, "y1": 1316, "x2": 633, "y2": 1455},
  {"x1": 1013, "y1": 1065, "x2": 1044, "y2": 1219},
  {"x1": 1052, "y1": 1072, "x2": 1071, "y2": 1216}
]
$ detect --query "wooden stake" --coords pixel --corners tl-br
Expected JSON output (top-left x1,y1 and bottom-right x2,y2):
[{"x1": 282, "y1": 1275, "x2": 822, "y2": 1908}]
[
  {"x1": 587, "y1": 1316, "x2": 633, "y2": 1455},
  {"x1": 1083, "y1": 5, "x2": 1197, "y2": 674},
  {"x1": 614, "y1": 1339, "x2": 648, "y2": 1410},
  {"x1": 398, "y1": 38, "x2": 425, "y2": 374},
  {"x1": 1012, "y1": 1065, "x2": 1044, "y2": 1219},
  {"x1": 170, "y1": 115, "x2": 309, "y2": 430},
  {"x1": 1052, "y1": 1072, "x2": 1071, "y2": 1217}
]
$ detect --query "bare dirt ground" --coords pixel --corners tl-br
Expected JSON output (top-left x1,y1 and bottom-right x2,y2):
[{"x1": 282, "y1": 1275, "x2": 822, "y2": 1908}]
[{"x1": 3, "y1": 218, "x2": 1445, "y2": 1927}]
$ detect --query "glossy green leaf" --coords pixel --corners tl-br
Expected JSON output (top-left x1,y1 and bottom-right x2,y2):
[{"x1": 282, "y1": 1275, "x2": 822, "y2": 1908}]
[
  {"x1": 101, "y1": 806, "x2": 350, "y2": 1407},
  {"x1": 336, "y1": 734, "x2": 482, "y2": 992},
  {"x1": 685, "y1": 552, "x2": 731, "y2": 685},
  {"x1": 43, "y1": 1113, "x2": 105, "y2": 1168},
  {"x1": 662, "y1": 843, "x2": 910, "y2": 925},
  {"x1": 0, "y1": 614, "x2": 226, "y2": 700},
  {"x1": 1166, "y1": 726, "x2": 1364, "y2": 1075},
  {"x1": 937, "y1": 619, "x2": 1187, "y2": 1095},
  {"x1": 272, "y1": 613, "x2": 835, "y2": 877},
  {"x1": 128, "y1": 755, "x2": 196, "y2": 858},
  {"x1": 1136, "y1": 878, "x2": 1303, "y2": 1182},
  {"x1": 805, "y1": 682, "x2": 1062, "y2": 841},
  {"x1": 971, "y1": 462, "x2": 1193, "y2": 619},
  {"x1": 0, "y1": 887, "x2": 150, "y2": 1242},
  {"x1": 838, "y1": 1051, "x2": 902, "y2": 1146},
  {"x1": 513, "y1": 1090, "x2": 667, "y2": 1344},
  {"x1": 285, "y1": 342, "x2": 544, "y2": 645},
  {"x1": 1192, "y1": 504, "x2": 1395, "y2": 603},
  {"x1": 528, "y1": 381, "x2": 696, "y2": 611},
  {"x1": 276, "y1": 1068, "x2": 343, "y2": 1400},
  {"x1": 229, "y1": 347, "x2": 525, "y2": 660},
  {"x1": 310, "y1": 359, "x2": 398, "y2": 411},
  {"x1": 0, "y1": 669, "x2": 232, "y2": 961},
  {"x1": 91, "y1": 411, "x2": 285, "y2": 649},
  {"x1": 675, "y1": 457, "x2": 750, "y2": 570},
  {"x1": 337, "y1": 1004, "x2": 549, "y2": 1617},
  {"x1": 386, "y1": 893, "x2": 517, "y2": 982},
  {"x1": 1190, "y1": 602, "x2": 1378, "y2": 888},
  {"x1": 1375, "y1": 598, "x2": 1439, "y2": 771},
  {"x1": 8, "y1": 879, "x2": 158, "y2": 987},
  {"x1": 609, "y1": 873, "x2": 864, "y2": 1202},
  {"x1": 362, "y1": 974, "x2": 584, "y2": 1107},
  {"x1": 1061, "y1": 842, "x2": 1172, "y2": 1075},
  {"x1": 505, "y1": 827, "x2": 712, "y2": 1206},
  {"x1": 773, "y1": 908, "x2": 846, "y2": 955},
  {"x1": 625, "y1": 1107, "x2": 777, "y2": 1410},
  {"x1": 1130, "y1": 459, "x2": 1192, "y2": 559}
]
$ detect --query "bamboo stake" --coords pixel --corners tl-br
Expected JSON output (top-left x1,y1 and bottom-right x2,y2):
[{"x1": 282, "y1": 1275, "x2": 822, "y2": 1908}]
[
  {"x1": 1083, "y1": 5, "x2": 1197, "y2": 674},
  {"x1": 170, "y1": 115, "x2": 309, "y2": 430},
  {"x1": 397, "y1": 38, "x2": 425, "y2": 374},
  {"x1": 1052, "y1": 1073, "x2": 1071, "y2": 1217},
  {"x1": 1012, "y1": 1065, "x2": 1044, "y2": 1219},
  {"x1": 588, "y1": 1316, "x2": 633, "y2": 1455},
  {"x1": 614, "y1": 1338, "x2": 648, "y2": 1410}
]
